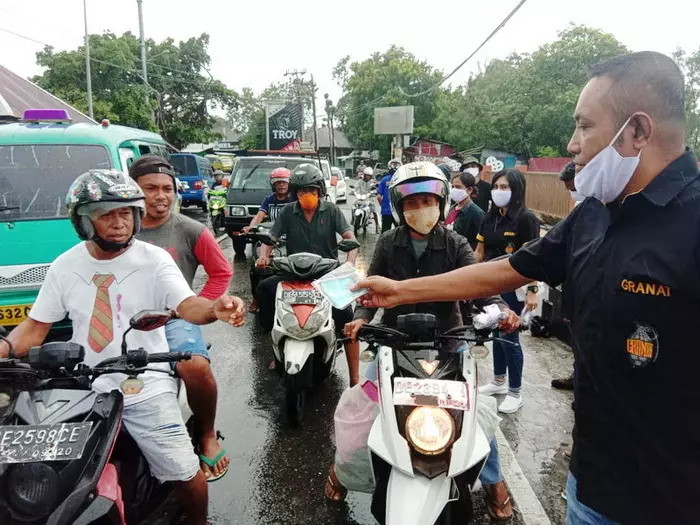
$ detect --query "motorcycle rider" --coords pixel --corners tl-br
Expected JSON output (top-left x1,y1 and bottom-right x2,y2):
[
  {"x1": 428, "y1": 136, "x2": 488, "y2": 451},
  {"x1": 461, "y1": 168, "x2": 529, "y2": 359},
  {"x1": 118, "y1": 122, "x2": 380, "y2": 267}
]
[
  {"x1": 243, "y1": 167, "x2": 295, "y2": 313},
  {"x1": 353, "y1": 51, "x2": 700, "y2": 524},
  {"x1": 256, "y1": 163, "x2": 361, "y2": 384},
  {"x1": 130, "y1": 155, "x2": 234, "y2": 482},
  {"x1": 326, "y1": 161, "x2": 519, "y2": 519},
  {"x1": 355, "y1": 166, "x2": 379, "y2": 233},
  {"x1": 0, "y1": 169, "x2": 245, "y2": 525},
  {"x1": 212, "y1": 170, "x2": 226, "y2": 189},
  {"x1": 377, "y1": 159, "x2": 401, "y2": 233}
]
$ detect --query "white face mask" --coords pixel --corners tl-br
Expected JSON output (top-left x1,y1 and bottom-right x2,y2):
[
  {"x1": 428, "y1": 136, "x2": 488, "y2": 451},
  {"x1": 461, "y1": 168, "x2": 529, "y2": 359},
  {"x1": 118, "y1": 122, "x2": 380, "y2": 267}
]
[
  {"x1": 403, "y1": 205, "x2": 440, "y2": 235},
  {"x1": 491, "y1": 189, "x2": 512, "y2": 208},
  {"x1": 450, "y1": 187, "x2": 468, "y2": 203},
  {"x1": 570, "y1": 190, "x2": 585, "y2": 202},
  {"x1": 464, "y1": 167, "x2": 480, "y2": 179},
  {"x1": 573, "y1": 117, "x2": 642, "y2": 204}
]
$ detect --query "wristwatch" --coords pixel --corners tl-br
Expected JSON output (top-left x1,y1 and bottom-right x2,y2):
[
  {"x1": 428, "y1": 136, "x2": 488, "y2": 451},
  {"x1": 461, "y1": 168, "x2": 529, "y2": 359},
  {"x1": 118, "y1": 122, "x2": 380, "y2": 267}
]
[{"x1": 527, "y1": 285, "x2": 539, "y2": 294}]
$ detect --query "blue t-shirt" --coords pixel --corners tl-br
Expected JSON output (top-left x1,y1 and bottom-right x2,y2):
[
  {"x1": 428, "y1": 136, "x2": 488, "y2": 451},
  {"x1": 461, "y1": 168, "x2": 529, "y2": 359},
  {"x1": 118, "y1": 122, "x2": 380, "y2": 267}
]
[
  {"x1": 260, "y1": 193, "x2": 294, "y2": 221},
  {"x1": 378, "y1": 173, "x2": 393, "y2": 216}
]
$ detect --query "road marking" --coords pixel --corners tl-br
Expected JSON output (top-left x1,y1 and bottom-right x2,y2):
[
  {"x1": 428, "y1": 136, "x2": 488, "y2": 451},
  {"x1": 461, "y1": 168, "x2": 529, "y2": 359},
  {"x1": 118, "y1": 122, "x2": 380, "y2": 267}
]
[{"x1": 496, "y1": 428, "x2": 552, "y2": 525}]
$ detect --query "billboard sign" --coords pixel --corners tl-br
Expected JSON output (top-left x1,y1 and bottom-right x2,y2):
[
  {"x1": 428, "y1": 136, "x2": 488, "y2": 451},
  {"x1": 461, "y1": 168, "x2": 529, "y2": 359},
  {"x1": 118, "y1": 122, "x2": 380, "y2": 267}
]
[
  {"x1": 374, "y1": 106, "x2": 414, "y2": 135},
  {"x1": 266, "y1": 101, "x2": 303, "y2": 150}
]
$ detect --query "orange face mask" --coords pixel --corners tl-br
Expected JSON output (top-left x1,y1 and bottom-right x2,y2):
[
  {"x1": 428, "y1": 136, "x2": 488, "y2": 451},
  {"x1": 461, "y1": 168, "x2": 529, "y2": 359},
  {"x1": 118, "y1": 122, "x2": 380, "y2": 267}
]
[{"x1": 298, "y1": 192, "x2": 319, "y2": 210}]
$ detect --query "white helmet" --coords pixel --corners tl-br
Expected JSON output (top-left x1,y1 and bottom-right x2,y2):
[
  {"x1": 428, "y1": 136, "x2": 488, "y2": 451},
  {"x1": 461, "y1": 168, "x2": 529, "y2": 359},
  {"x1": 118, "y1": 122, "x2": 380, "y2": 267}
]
[
  {"x1": 363, "y1": 166, "x2": 374, "y2": 177},
  {"x1": 389, "y1": 161, "x2": 450, "y2": 225},
  {"x1": 388, "y1": 158, "x2": 402, "y2": 168}
]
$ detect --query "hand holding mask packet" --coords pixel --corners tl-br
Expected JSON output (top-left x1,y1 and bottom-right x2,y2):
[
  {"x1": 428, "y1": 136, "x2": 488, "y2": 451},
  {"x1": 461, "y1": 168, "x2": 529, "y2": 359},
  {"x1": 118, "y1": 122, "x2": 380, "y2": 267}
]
[{"x1": 312, "y1": 263, "x2": 368, "y2": 309}]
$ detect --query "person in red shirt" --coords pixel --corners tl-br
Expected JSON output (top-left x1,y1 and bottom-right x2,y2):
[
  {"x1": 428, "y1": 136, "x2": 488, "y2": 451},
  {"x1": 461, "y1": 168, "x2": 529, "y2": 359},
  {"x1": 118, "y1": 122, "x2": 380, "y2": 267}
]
[{"x1": 131, "y1": 155, "x2": 233, "y2": 482}]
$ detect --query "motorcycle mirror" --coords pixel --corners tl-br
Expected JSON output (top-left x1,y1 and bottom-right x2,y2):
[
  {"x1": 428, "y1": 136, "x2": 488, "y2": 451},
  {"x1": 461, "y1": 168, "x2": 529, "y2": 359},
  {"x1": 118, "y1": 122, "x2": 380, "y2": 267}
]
[
  {"x1": 338, "y1": 239, "x2": 360, "y2": 252},
  {"x1": 129, "y1": 310, "x2": 173, "y2": 332}
]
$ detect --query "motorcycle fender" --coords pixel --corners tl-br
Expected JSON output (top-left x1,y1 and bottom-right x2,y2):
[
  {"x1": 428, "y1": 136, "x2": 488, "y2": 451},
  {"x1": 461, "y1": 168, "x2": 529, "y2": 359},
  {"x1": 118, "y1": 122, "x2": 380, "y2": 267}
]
[
  {"x1": 385, "y1": 468, "x2": 452, "y2": 525},
  {"x1": 283, "y1": 338, "x2": 315, "y2": 376},
  {"x1": 355, "y1": 209, "x2": 364, "y2": 217},
  {"x1": 368, "y1": 347, "x2": 414, "y2": 476},
  {"x1": 448, "y1": 423, "x2": 490, "y2": 478}
]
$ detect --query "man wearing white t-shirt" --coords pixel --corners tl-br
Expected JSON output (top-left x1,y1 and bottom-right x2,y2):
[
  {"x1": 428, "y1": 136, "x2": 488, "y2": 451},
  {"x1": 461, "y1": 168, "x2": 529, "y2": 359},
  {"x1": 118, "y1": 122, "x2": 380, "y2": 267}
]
[{"x1": 0, "y1": 169, "x2": 245, "y2": 525}]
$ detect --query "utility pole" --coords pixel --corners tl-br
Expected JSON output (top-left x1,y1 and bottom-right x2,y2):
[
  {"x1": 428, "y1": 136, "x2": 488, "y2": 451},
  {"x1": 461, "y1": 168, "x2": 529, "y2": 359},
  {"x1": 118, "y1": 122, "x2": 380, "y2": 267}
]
[
  {"x1": 324, "y1": 94, "x2": 337, "y2": 165},
  {"x1": 136, "y1": 0, "x2": 148, "y2": 107},
  {"x1": 284, "y1": 69, "x2": 318, "y2": 149},
  {"x1": 82, "y1": 0, "x2": 93, "y2": 119}
]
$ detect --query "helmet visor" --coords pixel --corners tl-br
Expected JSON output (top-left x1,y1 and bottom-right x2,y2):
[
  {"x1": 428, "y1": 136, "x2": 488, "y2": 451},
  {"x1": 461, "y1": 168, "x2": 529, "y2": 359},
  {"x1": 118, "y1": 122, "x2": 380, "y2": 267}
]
[
  {"x1": 392, "y1": 179, "x2": 446, "y2": 200},
  {"x1": 78, "y1": 200, "x2": 144, "y2": 217}
]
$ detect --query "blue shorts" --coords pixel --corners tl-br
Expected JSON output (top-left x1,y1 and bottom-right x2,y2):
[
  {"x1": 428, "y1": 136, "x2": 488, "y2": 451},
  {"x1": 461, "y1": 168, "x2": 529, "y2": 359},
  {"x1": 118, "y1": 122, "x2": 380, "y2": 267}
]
[{"x1": 165, "y1": 318, "x2": 210, "y2": 371}]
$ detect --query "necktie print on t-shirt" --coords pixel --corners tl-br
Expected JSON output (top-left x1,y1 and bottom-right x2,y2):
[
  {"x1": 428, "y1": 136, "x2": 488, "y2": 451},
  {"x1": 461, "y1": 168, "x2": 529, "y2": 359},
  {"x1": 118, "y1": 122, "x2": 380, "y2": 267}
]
[{"x1": 88, "y1": 273, "x2": 116, "y2": 352}]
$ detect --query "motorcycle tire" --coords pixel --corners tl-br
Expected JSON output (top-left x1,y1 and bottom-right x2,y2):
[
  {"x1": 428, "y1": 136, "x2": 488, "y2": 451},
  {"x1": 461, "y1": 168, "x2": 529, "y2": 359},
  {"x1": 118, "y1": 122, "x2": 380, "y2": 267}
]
[
  {"x1": 354, "y1": 215, "x2": 362, "y2": 235},
  {"x1": 285, "y1": 388, "x2": 306, "y2": 428}
]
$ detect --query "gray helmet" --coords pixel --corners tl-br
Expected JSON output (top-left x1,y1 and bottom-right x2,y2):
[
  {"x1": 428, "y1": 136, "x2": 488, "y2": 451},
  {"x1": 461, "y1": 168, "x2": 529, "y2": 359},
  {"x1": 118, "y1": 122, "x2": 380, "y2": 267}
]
[
  {"x1": 66, "y1": 169, "x2": 145, "y2": 251},
  {"x1": 290, "y1": 163, "x2": 326, "y2": 196}
]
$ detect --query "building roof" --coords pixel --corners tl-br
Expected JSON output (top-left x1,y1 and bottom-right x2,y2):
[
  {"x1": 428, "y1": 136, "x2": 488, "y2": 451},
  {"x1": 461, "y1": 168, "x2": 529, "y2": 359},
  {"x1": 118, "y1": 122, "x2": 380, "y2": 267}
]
[
  {"x1": 305, "y1": 126, "x2": 352, "y2": 149},
  {"x1": 0, "y1": 64, "x2": 95, "y2": 124}
]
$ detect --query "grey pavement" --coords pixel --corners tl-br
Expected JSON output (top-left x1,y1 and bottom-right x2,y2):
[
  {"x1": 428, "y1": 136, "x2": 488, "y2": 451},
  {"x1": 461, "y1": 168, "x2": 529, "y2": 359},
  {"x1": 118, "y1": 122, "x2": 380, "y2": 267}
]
[{"x1": 184, "y1": 198, "x2": 575, "y2": 525}]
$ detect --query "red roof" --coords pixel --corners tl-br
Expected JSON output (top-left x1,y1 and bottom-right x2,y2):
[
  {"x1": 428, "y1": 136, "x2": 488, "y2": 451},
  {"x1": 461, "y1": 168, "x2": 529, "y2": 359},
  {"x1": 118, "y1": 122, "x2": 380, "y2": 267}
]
[{"x1": 527, "y1": 157, "x2": 571, "y2": 173}]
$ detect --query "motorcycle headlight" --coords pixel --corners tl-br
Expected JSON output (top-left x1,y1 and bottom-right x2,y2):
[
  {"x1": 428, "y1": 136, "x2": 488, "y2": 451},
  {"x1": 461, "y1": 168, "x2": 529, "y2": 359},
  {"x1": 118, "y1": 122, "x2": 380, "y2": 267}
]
[
  {"x1": 405, "y1": 406, "x2": 456, "y2": 456},
  {"x1": 8, "y1": 463, "x2": 60, "y2": 518}
]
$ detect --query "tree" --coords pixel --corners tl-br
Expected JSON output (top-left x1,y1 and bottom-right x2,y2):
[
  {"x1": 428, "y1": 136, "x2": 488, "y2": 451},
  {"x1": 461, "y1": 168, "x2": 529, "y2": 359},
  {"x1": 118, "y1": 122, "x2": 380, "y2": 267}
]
[
  {"x1": 34, "y1": 32, "x2": 237, "y2": 149},
  {"x1": 673, "y1": 48, "x2": 700, "y2": 156},
  {"x1": 227, "y1": 82, "x2": 316, "y2": 150},
  {"x1": 430, "y1": 25, "x2": 628, "y2": 156},
  {"x1": 332, "y1": 46, "x2": 444, "y2": 160}
]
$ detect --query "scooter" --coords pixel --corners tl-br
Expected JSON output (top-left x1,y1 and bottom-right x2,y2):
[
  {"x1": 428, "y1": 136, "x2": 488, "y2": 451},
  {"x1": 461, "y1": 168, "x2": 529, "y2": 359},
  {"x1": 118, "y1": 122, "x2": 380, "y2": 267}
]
[
  {"x1": 208, "y1": 188, "x2": 227, "y2": 233},
  {"x1": 255, "y1": 233, "x2": 360, "y2": 427},
  {"x1": 349, "y1": 312, "x2": 505, "y2": 525},
  {"x1": 352, "y1": 190, "x2": 377, "y2": 235},
  {"x1": 0, "y1": 311, "x2": 192, "y2": 525}
]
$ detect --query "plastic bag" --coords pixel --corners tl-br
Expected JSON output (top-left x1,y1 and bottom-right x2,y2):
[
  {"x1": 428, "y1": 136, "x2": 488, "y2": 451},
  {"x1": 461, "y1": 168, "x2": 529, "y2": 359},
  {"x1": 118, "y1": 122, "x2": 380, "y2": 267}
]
[
  {"x1": 333, "y1": 382, "x2": 379, "y2": 493},
  {"x1": 313, "y1": 263, "x2": 368, "y2": 310},
  {"x1": 476, "y1": 395, "x2": 501, "y2": 441},
  {"x1": 473, "y1": 304, "x2": 504, "y2": 331}
]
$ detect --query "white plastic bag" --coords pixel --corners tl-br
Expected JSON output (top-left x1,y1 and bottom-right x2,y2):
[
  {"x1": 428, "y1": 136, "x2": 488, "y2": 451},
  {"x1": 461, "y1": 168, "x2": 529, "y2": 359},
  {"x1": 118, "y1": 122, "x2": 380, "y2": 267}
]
[{"x1": 333, "y1": 382, "x2": 379, "y2": 493}]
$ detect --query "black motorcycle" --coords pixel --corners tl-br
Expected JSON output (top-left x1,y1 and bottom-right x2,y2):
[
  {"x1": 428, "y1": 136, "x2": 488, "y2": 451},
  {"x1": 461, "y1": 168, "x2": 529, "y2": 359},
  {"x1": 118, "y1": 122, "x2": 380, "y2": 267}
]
[{"x1": 0, "y1": 310, "x2": 192, "y2": 525}]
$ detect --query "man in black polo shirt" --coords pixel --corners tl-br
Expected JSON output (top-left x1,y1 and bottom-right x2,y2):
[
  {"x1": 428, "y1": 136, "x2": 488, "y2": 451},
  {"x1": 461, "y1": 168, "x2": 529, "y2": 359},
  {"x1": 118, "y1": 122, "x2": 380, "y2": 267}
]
[
  {"x1": 353, "y1": 51, "x2": 699, "y2": 524},
  {"x1": 256, "y1": 164, "x2": 360, "y2": 383}
]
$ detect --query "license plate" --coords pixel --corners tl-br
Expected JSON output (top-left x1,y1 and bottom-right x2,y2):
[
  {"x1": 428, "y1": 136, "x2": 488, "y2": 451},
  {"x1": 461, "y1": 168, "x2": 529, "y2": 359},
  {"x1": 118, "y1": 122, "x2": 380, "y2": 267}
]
[
  {"x1": 282, "y1": 290, "x2": 323, "y2": 305},
  {"x1": 0, "y1": 304, "x2": 32, "y2": 326},
  {"x1": 0, "y1": 422, "x2": 93, "y2": 464},
  {"x1": 393, "y1": 378, "x2": 470, "y2": 411}
]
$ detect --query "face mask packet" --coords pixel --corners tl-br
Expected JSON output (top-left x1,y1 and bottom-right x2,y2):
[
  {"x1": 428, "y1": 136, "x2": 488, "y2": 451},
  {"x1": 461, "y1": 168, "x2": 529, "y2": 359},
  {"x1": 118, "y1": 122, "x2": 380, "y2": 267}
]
[{"x1": 313, "y1": 262, "x2": 368, "y2": 309}]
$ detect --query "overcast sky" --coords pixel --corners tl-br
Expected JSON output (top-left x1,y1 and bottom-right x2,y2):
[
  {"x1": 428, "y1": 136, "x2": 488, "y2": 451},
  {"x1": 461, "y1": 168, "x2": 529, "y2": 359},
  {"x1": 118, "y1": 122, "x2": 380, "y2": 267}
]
[{"x1": 1, "y1": 0, "x2": 699, "y2": 113}]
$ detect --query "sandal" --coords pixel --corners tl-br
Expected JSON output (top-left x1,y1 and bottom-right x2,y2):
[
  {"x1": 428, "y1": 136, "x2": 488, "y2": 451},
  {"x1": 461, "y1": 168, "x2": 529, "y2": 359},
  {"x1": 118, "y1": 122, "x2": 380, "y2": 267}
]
[
  {"x1": 324, "y1": 464, "x2": 347, "y2": 502},
  {"x1": 484, "y1": 483, "x2": 513, "y2": 522}
]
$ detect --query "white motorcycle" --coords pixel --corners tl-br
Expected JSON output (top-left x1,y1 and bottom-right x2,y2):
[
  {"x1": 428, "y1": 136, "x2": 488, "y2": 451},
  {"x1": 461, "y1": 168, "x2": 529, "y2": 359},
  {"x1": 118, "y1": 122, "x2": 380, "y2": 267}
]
[
  {"x1": 350, "y1": 312, "x2": 505, "y2": 525},
  {"x1": 352, "y1": 190, "x2": 377, "y2": 235},
  {"x1": 259, "y1": 235, "x2": 360, "y2": 427}
]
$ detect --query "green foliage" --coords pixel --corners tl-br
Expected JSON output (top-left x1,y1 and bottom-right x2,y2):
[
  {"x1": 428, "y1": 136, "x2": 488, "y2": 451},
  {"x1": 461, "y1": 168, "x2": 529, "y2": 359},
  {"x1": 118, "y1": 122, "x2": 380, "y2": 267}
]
[
  {"x1": 673, "y1": 48, "x2": 700, "y2": 156},
  {"x1": 429, "y1": 25, "x2": 628, "y2": 156},
  {"x1": 33, "y1": 32, "x2": 237, "y2": 149},
  {"x1": 536, "y1": 146, "x2": 561, "y2": 158},
  {"x1": 332, "y1": 46, "x2": 443, "y2": 161}
]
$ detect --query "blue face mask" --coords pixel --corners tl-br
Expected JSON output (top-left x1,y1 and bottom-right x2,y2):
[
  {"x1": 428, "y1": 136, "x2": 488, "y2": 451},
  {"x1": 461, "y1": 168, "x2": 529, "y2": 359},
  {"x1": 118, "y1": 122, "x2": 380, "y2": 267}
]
[{"x1": 314, "y1": 276, "x2": 367, "y2": 310}]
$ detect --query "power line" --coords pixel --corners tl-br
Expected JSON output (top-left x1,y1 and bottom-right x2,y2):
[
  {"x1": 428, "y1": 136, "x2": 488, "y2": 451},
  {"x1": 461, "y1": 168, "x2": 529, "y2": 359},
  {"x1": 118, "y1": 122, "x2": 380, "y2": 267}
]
[
  {"x1": 398, "y1": 0, "x2": 528, "y2": 98},
  {"x1": 0, "y1": 26, "x2": 48, "y2": 46}
]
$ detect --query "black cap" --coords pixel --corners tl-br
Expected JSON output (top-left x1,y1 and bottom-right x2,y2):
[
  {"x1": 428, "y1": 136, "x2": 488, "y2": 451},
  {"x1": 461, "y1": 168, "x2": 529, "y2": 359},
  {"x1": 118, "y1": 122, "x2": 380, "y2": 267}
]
[{"x1": 129, "y1": 154, "x2": 176, "y2": 180}]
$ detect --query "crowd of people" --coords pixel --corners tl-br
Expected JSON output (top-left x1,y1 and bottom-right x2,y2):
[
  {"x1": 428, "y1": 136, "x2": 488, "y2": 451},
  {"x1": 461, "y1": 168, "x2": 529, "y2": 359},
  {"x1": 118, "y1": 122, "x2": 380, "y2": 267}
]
[{"x1": 0, "y1": 49, "x2": 697, "y2": 525}]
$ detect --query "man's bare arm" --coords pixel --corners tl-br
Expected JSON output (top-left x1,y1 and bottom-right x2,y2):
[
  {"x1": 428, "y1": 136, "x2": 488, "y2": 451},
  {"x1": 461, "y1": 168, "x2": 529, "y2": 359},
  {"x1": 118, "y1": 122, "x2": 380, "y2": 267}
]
[
  {"x1": 356, "y1": 259, "x2": 531, "y2": 309},
  {"x1": 0, "y1": 318, "x2": 53, "y2": 358}
]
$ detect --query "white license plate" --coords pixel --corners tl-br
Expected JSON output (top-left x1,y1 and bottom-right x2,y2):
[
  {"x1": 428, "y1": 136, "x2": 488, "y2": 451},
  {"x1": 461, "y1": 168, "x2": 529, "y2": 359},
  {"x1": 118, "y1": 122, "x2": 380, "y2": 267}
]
[
  {"x1": 393, "y1": 378, "x2": 470, "y2": 411},
  {"x1": 0, "y1": 422, "x2": 93, "y2": 464},
  {"x1": 282, "y1": 290, "x2": 323, "y2": 305}
]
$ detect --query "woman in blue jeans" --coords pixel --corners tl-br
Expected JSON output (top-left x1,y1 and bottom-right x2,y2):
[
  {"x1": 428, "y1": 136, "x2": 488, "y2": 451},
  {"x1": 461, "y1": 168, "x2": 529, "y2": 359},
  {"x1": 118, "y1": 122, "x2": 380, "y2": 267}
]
[{"x1": 474, "y1": 169, "x2": 540, "y2": 414}]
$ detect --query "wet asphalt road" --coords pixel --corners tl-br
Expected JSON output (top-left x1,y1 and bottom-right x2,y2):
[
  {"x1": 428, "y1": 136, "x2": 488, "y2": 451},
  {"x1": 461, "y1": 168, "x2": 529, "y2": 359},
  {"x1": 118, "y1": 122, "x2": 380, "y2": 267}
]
[{"x1": 181, "y1": 199, "x2": 575, "y2": 525}]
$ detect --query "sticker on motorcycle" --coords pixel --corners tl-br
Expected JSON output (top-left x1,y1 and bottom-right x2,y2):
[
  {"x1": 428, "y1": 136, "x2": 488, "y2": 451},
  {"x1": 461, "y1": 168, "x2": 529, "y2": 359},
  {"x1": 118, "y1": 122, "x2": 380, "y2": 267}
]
[{"x1": 393, "y1": 378, "x2": 470, "y2": 411}]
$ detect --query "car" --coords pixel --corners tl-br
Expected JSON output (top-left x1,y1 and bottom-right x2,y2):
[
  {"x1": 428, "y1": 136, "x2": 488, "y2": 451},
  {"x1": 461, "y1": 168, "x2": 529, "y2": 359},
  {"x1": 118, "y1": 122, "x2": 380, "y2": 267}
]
[
  {"x1": 331, "y1": 167, "x2": 347, "y2": 203},
  {"x1": 224, "y1": 155, "x2": 335, "y2": 255},
  {"x1": 170, "y1": 153, "x2": 214, "y2": 212},
  {"x1": 0, "y1": 108, "x2": 171, "y2": 336}
]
